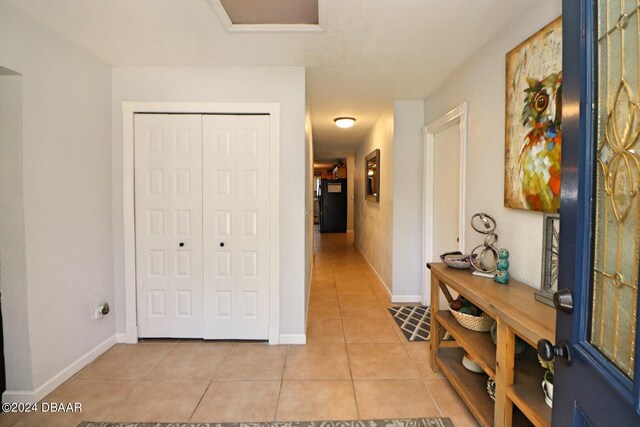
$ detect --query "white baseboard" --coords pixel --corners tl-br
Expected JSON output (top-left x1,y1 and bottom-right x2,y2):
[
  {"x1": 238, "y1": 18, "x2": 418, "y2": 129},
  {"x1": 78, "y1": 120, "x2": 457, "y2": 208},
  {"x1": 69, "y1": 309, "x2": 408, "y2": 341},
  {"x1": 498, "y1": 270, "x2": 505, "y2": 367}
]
[
  {"x1": 279, "y1": 334, "x2": 307, "y2": 345},
  {"x1": 391, "y1": 295, "x2": 423, "y2": 303},
  {"x1": 2, "y1": 335, "x2": 116, "y2": 404},
  {"x1": 269, "y1": 327, "x2": 280, "y2": 345},
  {"x1": 378, "y1": 278, "x2": 393, "y2": 299},
  {"x1": 355, "y1": 244, "x2": 392, "y2": 296},
  {"x1": 115, "y1": 333, "x2": 127, "y2": 343},
  {"x1": 125, "y1": 324, "x2": 138, "y2": 344}
]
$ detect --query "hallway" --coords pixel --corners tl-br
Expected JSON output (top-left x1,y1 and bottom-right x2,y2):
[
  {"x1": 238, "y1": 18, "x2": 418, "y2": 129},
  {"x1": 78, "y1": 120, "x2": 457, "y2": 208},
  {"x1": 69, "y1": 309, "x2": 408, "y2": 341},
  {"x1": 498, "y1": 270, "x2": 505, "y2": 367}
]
[
  {"x1": 306, "y1": 230, "x2": 477, "y2": 425},
  {"x1": 0, "y1": 231, "x2": 477, "y2": 427}
]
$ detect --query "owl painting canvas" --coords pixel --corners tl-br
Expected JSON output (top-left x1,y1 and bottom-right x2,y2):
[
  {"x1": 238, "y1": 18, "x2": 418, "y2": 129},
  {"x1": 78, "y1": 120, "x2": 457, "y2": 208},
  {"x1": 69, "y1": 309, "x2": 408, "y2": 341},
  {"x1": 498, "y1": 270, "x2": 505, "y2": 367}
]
[{"x1": 504, "y1": 17, "x2": 562, "y2": 213}]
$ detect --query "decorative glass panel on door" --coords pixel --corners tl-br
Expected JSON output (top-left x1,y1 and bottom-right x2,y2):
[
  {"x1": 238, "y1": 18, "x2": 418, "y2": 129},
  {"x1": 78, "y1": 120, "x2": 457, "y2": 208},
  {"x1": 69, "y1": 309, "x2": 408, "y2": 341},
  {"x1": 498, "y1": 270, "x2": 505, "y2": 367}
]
[{"x1": 591, "y1": 0, "x2": 640, "y2": 378}]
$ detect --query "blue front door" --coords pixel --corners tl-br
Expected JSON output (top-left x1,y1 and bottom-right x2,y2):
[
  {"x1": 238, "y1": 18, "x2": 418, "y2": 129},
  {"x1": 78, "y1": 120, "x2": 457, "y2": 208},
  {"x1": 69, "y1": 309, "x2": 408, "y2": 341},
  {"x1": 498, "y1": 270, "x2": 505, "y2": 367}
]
[{"x1": 553, "y1": 0, "x2": 640, "y2": 425}]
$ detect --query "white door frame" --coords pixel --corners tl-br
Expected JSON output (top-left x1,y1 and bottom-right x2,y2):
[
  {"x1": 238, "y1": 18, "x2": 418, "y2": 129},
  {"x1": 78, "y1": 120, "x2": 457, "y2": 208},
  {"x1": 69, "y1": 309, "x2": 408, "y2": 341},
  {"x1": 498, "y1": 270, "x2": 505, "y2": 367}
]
[
  {"x1": 422, "y1": 102, "x2": 468, "y2": 305},
  {"x1": 122, "y1": 101, "x2": 280, "y2": 344}
]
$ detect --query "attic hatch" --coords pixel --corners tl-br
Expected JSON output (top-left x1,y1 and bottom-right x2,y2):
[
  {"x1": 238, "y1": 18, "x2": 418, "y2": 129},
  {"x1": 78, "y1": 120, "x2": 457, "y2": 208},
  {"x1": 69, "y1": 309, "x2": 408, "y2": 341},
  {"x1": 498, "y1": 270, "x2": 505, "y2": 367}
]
[{"x1": 210, "y1": 0, "x2": 326, "y2": 32}]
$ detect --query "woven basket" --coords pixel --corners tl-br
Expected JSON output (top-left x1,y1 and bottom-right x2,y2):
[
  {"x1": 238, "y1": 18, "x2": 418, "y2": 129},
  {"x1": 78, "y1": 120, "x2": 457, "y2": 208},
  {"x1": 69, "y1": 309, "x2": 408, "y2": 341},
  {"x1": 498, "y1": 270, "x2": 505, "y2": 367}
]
[{"x1": 449, "y1": 307, "x2": 495, "y2": 332}]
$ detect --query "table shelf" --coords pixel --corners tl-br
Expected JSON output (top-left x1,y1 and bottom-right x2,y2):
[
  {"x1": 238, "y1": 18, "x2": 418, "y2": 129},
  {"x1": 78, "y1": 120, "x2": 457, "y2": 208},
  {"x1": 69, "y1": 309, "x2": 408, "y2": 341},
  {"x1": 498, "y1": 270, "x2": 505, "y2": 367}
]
[
  {"x1": 510, "y1": 347, "x2": 552, "y2": 427},
  {"x1": 429, "y1": 263, "x2": 556, "y2": 427},
  {"x1": 435, "y1": 310, "x2": 497, "y2": 377},
  {"x1": 435, "y1": 347, "x2": 494, "y2": 427}
]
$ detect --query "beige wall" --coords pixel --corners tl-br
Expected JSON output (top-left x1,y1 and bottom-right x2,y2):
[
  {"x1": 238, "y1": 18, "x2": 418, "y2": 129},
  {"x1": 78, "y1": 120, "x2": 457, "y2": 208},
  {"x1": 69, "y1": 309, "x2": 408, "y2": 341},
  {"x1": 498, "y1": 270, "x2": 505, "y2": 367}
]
[
  {"x1": 355, "y1": 106, "x2": 394, "y2": 292},
  {"x1": 354, "y1": 102, "x2": 424, "y2": 299},
  {"x1": 391, "y1": 101, "x2": 424, "y2": 300},
  {"x1": 424, "y1": 0, "x2": 562, "y2": 288},
  {"x1": 346, "y1": 154, "x2": 355, "y2": 232},
  {"x1": 0, "y1": 2, "x2": 113, "y2": 401}
]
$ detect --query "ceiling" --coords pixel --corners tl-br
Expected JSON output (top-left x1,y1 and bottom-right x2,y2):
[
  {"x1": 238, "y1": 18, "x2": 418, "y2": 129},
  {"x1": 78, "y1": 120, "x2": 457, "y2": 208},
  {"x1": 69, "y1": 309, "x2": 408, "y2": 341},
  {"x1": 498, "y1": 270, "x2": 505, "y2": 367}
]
[{"x1": 7, "y1": 0, "x2": 535, "y2": 156}]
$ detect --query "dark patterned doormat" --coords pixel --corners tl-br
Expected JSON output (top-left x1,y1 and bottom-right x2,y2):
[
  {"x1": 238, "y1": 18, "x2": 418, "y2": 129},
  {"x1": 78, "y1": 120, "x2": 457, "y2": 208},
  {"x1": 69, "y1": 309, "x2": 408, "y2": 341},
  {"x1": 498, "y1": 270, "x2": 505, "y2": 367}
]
[
  {"x1": 388, "y1": 306, "x2": 452, "y2": 342},
  {"x1": 78, "y1": 418, "x2": 454, "y2": 427},
  {"x1": 388, "y1": 305, "x2": 433, "y2": 341}
]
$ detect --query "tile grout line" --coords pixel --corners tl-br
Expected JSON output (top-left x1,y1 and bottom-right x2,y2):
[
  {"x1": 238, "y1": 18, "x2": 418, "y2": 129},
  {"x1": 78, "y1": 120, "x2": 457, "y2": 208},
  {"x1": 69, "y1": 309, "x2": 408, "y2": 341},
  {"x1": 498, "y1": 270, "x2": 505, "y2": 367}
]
[
  {"x1": 423, "y1": 378, "x2": 446, "y2": 418},
  {"x1": 187, "y1": 379, "x2": 214, "y2": 422},
  {"x1": 272, "y1": 344, "x2": 290, "y2": 421},
  {"x1": 139, "y1": 339, "x2": 178, "y2": 380},
  {"x1": 333, "y1": 245, "x2": 362, "y2": 419},
  {"x1": 344, "y1": 342, "x2": 361, "y2": 419},
  {"x1": 210, "y1": 341, "x2": 238, "y2": 381}
]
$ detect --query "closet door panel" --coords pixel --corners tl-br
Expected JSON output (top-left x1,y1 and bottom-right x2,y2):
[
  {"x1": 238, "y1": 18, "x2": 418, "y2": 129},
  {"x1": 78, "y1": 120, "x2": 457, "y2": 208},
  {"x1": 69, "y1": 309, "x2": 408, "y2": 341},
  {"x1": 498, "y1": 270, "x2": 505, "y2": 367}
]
[
  {"x1": 203, "y1": 115, "x2": 270, "y2": 340},
  {"x1": 134, "y1": 114, "x2": 203, "y2": 338}
]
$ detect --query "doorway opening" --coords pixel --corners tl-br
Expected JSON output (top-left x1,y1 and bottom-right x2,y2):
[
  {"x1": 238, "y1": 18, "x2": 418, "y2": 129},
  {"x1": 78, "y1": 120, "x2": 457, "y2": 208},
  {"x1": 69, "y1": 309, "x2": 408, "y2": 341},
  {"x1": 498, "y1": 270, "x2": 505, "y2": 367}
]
[
  {"x1": 313, "y1": 157, "x2": 354, "y2": 234},
  {"x1": 422, "y1": 103, "x2": 468, "y2": 306}
]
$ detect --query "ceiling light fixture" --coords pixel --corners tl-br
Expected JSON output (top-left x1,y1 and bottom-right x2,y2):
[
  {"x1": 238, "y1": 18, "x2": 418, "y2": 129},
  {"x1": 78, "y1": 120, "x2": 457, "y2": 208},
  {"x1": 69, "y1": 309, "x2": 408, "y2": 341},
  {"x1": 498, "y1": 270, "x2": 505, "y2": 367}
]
[{"x1": 334, "y1": 117, "x2": 356, "y2": 128}]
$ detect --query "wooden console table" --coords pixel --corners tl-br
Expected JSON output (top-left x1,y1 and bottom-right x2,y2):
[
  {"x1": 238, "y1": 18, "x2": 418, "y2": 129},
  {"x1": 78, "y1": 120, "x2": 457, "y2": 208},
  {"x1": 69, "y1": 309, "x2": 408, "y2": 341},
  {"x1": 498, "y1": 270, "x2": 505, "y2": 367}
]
[{"x1": 428, "y1": 263, "x2": 556, "y2": 427}]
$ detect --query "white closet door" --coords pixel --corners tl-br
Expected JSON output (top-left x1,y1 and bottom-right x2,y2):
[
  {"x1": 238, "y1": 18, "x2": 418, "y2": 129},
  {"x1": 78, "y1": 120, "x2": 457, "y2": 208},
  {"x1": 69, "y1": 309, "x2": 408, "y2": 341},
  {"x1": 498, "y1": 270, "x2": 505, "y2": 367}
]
[
  {"x1": 134, "y1": 114, "x2": 204, "y2": 338},
  {"x1": 203, "y1": 115, "x2": 270, "y2": 340}
]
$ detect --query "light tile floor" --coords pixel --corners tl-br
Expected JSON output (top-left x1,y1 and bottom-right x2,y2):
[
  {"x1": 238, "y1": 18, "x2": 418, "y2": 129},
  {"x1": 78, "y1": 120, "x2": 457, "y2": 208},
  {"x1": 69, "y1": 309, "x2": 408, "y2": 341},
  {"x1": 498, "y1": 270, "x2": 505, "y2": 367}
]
[{"x1": 0, "y1": 231, "x2": 478, "y2": 427}]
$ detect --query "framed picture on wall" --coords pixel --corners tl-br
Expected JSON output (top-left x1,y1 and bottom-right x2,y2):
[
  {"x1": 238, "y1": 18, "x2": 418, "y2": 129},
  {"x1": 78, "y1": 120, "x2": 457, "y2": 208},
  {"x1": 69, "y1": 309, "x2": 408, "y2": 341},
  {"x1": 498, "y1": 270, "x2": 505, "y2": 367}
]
[
  {"x1": 504, "y1": 17, "x2": 562, "y2": 213},
  {"x1": 365, "y1": 149, "x2": 380, "y2": 202}
]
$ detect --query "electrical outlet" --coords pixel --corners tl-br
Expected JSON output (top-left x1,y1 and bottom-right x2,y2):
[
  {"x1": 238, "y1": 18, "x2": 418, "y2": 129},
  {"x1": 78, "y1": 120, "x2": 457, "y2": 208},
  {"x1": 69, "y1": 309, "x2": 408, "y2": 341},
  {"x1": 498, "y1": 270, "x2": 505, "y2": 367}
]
[
  {"x1": 91, "y1": 301, "x2": 110, "y2": 321},
  {"x1": 91, "y1": 297, "x2": 101, "y2": 321},
  {"x1": 91, "y1": 305, "x2": 103, "y2": 321}
]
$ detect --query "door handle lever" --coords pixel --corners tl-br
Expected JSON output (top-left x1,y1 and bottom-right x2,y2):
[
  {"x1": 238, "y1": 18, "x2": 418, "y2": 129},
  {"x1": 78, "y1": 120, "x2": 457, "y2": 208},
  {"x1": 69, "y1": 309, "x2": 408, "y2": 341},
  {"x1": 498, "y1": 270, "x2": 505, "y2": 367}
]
[
  {"x1": 538, "y1": 338, "x2": 571, "y2": 364},
  {"x1": 553, "y1": 289, "x2": 573, "y2": 313}
]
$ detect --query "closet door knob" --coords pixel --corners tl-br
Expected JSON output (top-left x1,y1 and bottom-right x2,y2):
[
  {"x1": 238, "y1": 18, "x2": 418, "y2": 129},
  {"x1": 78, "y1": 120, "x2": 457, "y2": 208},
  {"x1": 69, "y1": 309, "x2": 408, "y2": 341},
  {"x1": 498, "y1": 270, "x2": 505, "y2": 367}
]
[
  {"x1": 179, "y1": 242, "x2": 185, "y2": 247},
  {"x1": 220, "y1": 242, "x2": 225, "y2": 247}
]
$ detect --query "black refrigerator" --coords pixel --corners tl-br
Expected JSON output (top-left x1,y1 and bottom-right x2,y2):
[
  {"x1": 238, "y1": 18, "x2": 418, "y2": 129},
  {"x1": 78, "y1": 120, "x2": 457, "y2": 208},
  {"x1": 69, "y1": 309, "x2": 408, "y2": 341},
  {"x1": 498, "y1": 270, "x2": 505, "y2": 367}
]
[{"x1": 319, "y1": 178, "x2": 347, "y2": 233}]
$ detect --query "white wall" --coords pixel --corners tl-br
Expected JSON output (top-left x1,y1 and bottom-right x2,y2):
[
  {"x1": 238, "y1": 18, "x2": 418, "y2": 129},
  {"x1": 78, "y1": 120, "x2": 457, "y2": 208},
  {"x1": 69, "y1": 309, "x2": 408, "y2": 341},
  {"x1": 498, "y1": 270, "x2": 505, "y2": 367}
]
[
  {"x1": 391, "y1": 101, "x2": 424, "y2": 300},
  {"x1": 424, "y1": 0, "x2": 562, "y2": 288},
  {"x1": 111, "y1": 67, "x2": 307, "y2": 338},
  {"x1": 304, "y1": 105, "x2": 314, "y2": 325},
  {"x1": 0, "y1": 72, "x2": 33, "y2": 393},
  {"x1": 355, "y1": 106, "x2": 394, "y2": 291},
  {"x1": 0, "y1": 2, "x2": 114, "y2": 400}
]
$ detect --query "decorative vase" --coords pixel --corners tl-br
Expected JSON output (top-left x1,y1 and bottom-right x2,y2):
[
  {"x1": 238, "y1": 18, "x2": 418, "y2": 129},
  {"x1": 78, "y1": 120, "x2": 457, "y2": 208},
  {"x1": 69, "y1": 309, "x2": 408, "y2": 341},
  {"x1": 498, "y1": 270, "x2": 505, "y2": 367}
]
[
  {"x1": 494, "y1": 248, "x2": 510, "y2": 284},
  {"x1": 542, "y1": 377, "x2": 554, "y2": 408}
]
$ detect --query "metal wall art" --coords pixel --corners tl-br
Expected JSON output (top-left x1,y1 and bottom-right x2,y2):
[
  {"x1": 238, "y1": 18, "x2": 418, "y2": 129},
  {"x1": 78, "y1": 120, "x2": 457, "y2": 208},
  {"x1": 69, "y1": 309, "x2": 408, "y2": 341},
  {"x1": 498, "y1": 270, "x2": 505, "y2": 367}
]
[
  {"x1": 536, "y1": 213, "x2": 560, "y2": 306},
  {"x1": 470, "y1": 213, "x2": 499, "y2": 277}
]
